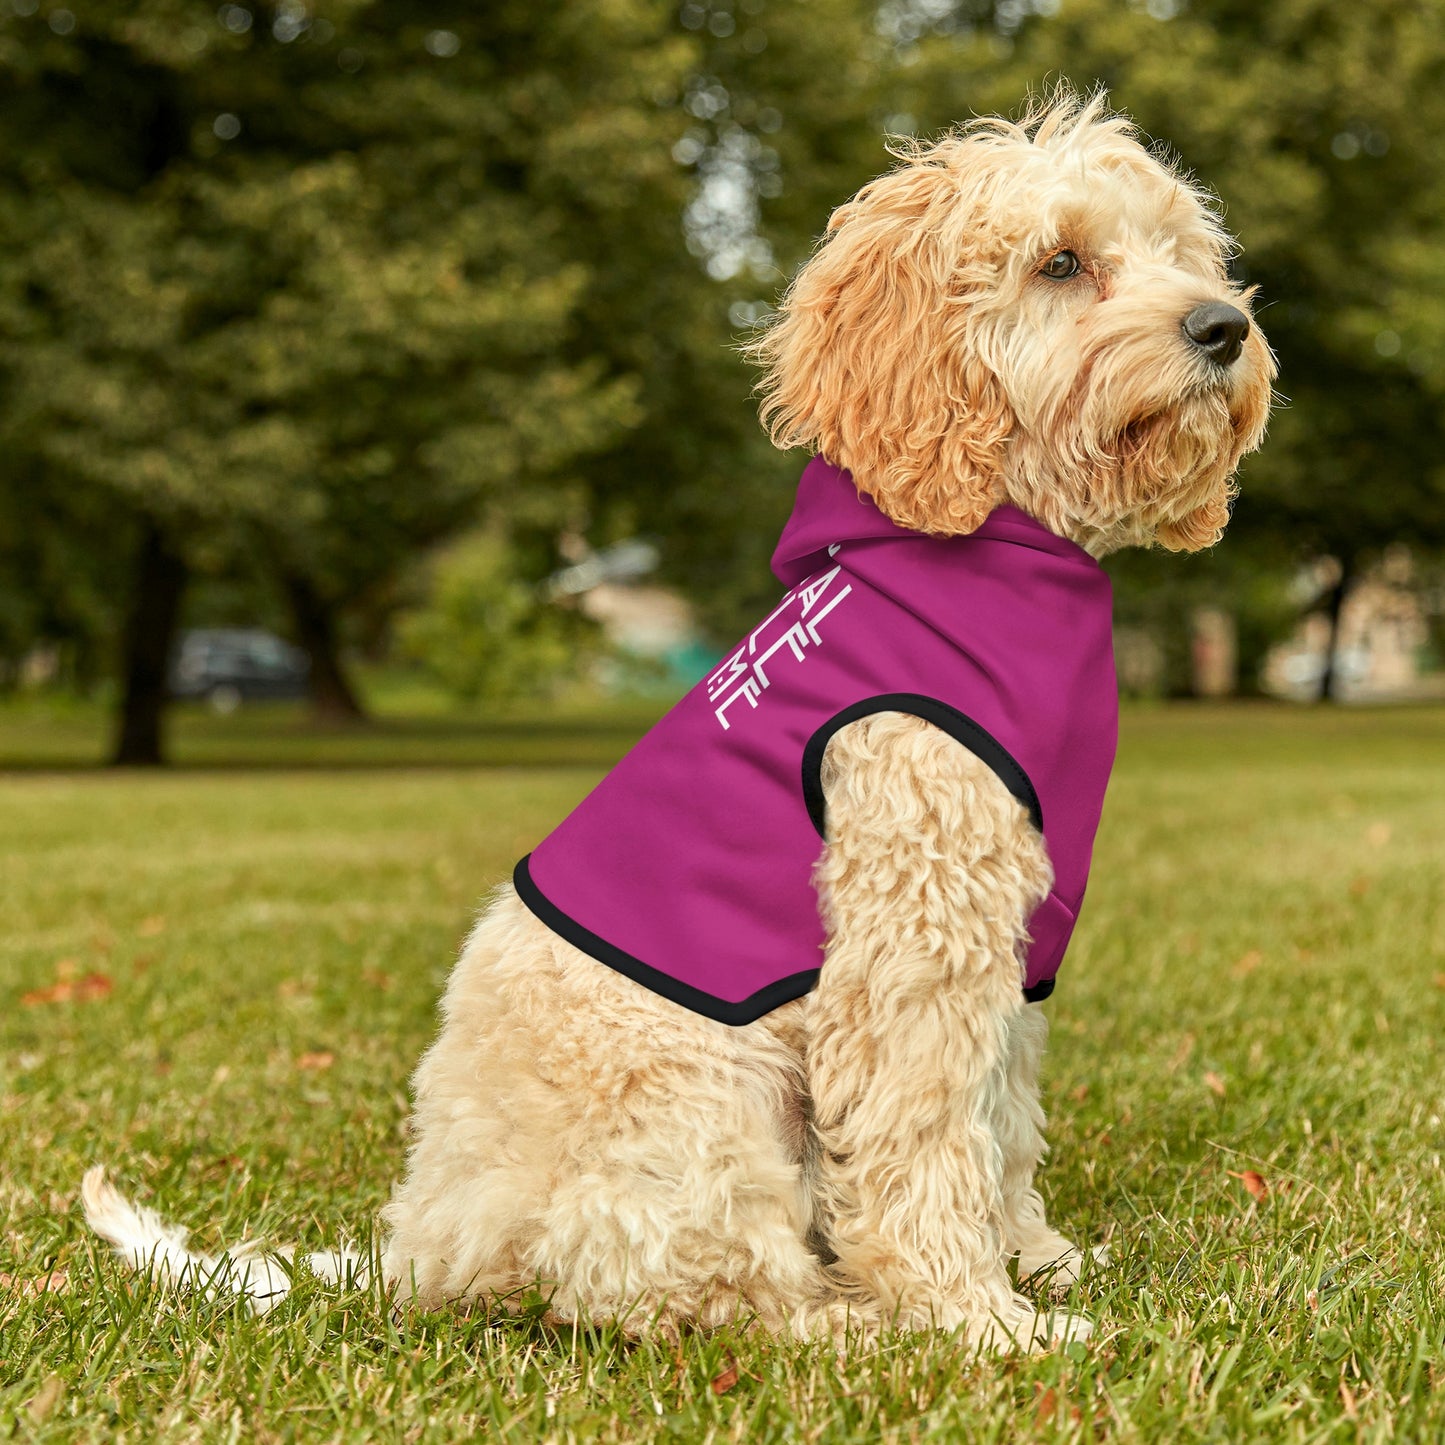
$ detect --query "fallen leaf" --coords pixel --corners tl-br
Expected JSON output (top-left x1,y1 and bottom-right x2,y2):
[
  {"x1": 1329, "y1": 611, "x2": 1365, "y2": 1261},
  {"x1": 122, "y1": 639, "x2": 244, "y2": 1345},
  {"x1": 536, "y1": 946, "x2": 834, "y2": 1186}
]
[
  {"x1": 1168, "y1": 1034, "x2": 1196, "y2": 1072},
  {"x1": 21, "y1": 972, "x2": 112, "y2": 1007},
  {"x1": 1228, "y1": 1169, "x2": 1268, "y2": 1201},
  {"x1": 21, "y1": 982, "x2": 70, "y2": 1006},
  {"x1": 27, "y1": 1374, "x2": 64, "y2": 1423},
  {"x1": 296, "y1": 1051, "x2": 335, "y2": 1072},
  {"x1": 1034, "y1": 1386, "x2": 1058, "y2": 1425},
  {"x1": 361, "y1": 968, "x2": 394, "y2": 992},
  {"x1": 0, "y1": 1268, "x2": 69, "y2": 1298},
  {"x1": 1365, "y1": 822, "x2": 1391, "y2": 848},
  {"x1": 138, "y1": 915, "x2": 167, "y2": 937},
  {"x1": 1204, "y1": 1071, "x2": 1227, "y2": 1098},
  {"x1": 1348, "y1": 876, "x2": 1372, "y2": 899},
  {"x1": 1232, "y1": 950, "x2": 1263, "y2": 977},
  {"x1": 1070, "y1": 1084, "x2": 1089, "y2": 1103},
  {"x1": 710, "y1": 1359, "x2": 739, "y2": 1395},
  {"x1": 1433, "y1": 973, "x2": 1445, "y2": 990}
]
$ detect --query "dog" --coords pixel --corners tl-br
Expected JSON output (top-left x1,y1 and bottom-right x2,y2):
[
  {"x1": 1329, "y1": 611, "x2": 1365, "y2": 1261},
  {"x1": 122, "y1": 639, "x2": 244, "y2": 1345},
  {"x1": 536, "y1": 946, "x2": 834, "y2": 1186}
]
[{"x1": 85, "y1": 89, "x2": 1274, "y2": 1351}]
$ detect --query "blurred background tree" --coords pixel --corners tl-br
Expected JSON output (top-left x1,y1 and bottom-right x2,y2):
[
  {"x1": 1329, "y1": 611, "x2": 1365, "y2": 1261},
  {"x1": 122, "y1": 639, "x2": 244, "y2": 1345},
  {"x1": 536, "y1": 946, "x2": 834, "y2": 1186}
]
[
  {"x1": 0, "y1": 0, "x2": 691, "y2": 759},
  {"x1": 2, "y1": 0, "x2": 1444, "y2": 760},
  {"x1": 396, "y1": 530, "x2": 599, "y2": 705}
]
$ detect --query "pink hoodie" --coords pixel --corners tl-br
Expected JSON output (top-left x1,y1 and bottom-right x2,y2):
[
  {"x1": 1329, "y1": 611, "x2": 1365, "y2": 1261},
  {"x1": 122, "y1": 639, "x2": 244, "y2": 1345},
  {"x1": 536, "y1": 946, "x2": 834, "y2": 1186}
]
[{"x1": 517, "y1": 457, "x2": 1118, "y2": 1025}]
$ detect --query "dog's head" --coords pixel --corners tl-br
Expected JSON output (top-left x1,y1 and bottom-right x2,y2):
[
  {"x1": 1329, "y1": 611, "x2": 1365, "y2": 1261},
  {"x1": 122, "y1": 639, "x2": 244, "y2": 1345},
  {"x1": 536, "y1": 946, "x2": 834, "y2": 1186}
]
[{"x1": 751, "y1": 89, "x2": 1275, "y2": 554}]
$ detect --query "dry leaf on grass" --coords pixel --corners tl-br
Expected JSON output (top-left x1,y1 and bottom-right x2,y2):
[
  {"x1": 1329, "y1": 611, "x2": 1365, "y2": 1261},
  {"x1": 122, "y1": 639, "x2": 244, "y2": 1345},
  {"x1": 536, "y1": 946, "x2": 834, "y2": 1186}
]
[
  {"x1": 1167, "y1": 1034, "x2": 1196, "y2": 1072},
  {"x1": 21, "y1": 972, "x2": 113, "y2": 1007},
  {"x1": 27, "y1": 1375, "x2": 64, "y2": 1424},
  {"x1": 361, "y1": 968, "x2": 394, "y2": 991},
  {"x1": 1203, "y1": 1071, "x2": 1227, "y2": 1098},
  {"x1": 1228, "y1": 1169, "x2": 1269, "y2": 1201},
  {"x1": 1232, "y1": 950, "x2": 1263, "y2": 977},
  {"x1": 0, "y1": 1268, "x2": 69, "y2": 1298},
  {"x1": 137, "y1": 915, "x2": 167, "y2": 937},
  {"x1": 295, "y1": 1051, "x2": 335, "y2": 1071},
  {"x1": 710, "y1": 1359, "x2": 740, "y2": 1396},
  {"x1": 1034, "y1": 1386, "x2": 1058, "y2": 1425}
]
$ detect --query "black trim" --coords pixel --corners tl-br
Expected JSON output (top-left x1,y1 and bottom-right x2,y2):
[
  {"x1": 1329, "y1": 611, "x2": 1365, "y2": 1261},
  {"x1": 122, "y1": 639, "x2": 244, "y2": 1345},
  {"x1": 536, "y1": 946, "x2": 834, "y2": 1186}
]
[
  {"x1": 513, "y1": 855, "x2": 821, "y2": 1027},
  {"x1": 1023, "y1": 977, "x2": 1056, "y2": 1003},
  {"x1": 799, "y1": 692, "x2": 1044, "y2": 838}
]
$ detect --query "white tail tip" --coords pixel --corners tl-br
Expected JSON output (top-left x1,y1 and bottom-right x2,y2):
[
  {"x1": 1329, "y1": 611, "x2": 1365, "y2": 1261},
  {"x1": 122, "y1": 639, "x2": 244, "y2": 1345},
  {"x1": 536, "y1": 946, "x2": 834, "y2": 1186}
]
[{"x1": 81, "y1": 1166, "x2": 368, "y2": 1315}]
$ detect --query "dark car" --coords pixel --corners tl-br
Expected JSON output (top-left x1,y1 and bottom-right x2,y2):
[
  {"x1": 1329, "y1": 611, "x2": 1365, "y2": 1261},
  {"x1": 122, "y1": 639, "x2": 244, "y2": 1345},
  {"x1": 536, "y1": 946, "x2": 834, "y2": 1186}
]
[{"x1": 169, "y1": 628, "x2": 310, "y2": 712}]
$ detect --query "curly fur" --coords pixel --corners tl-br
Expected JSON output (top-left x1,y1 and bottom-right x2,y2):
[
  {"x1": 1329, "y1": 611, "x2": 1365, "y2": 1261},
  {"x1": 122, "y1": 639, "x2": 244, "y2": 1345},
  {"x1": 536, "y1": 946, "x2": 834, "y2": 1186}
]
[
  {"x1": 749, "y1": 89, "x2": 1273, "y2": 554},
  {"x1": 85, "y1": 87, "x2": 1272, "y2": 1354},
  {"x1": 378, "y1": 715, "x2": 1086, "y2": 1349}
]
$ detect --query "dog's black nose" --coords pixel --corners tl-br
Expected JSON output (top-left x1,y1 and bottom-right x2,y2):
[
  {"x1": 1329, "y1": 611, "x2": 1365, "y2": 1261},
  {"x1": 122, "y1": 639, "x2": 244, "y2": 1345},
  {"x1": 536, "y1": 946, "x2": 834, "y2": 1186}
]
[{"x1": 1182, "y1": 302, "x2": 1250, "y2": 367}]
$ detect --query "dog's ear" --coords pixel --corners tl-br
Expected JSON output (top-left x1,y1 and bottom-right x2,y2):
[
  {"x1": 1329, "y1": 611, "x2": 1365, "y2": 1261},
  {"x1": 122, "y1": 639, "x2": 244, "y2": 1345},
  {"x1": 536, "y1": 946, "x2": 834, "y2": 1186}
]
[{"x1": 749, "y1": 150, "x2": 1012, "y2": 535}]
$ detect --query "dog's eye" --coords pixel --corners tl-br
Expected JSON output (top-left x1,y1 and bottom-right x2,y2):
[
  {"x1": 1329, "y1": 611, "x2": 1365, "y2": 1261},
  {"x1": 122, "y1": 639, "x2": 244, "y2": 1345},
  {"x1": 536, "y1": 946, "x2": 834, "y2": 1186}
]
[{"x1": 1040, "y1": 250, "x2": 1081, "y2": 280}]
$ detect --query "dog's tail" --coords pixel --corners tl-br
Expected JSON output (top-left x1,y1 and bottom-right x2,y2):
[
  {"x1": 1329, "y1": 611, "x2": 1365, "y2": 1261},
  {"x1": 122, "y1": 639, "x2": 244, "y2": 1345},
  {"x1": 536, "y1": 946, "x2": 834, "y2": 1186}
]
[{"x1": 81, "y1": 1165, "x2": 368, "y2": 1315}]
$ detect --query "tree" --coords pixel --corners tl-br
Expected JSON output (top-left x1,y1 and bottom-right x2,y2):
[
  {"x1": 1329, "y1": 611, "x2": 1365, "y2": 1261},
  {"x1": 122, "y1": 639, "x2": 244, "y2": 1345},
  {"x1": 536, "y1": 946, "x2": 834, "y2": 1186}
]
[{"x1": 0, "y1": 1, "x2": 696, "y2": 758}]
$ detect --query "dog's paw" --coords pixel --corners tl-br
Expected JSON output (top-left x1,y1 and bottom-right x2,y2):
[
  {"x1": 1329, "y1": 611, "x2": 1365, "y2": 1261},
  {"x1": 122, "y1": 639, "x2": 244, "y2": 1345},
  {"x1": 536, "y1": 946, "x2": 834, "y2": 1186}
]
[
  {"x1": 1034, "y1": 1309, "x2": 1093, "y2": 1347},
  {"x1": 1018, "y1": 1239, "x2": 1110, "y2": 1294},
  {"x1": 970, "y1": 1297, "x2": 1093, "y2": 1353}
]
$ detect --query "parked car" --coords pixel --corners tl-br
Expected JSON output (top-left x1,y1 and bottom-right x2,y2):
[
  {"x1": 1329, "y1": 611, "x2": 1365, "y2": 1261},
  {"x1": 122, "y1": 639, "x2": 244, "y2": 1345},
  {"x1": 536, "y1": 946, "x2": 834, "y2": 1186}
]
[{"x1": 169, "y1": 629, "x2": 310, "y2": 712}]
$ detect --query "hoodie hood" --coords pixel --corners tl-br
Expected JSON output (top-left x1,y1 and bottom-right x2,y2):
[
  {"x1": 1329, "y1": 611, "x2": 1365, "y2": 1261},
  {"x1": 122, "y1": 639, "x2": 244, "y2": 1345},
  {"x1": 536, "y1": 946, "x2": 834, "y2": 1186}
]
[{"x1": 771, "y1": 455, "x2": 1098, "y2": 588}]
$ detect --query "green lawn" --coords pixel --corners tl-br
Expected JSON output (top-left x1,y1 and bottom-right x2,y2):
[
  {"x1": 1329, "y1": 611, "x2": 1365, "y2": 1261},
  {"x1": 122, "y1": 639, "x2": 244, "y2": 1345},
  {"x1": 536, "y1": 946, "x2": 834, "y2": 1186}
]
[{"x1": 2, "y1": 702, "x2": 1443, "y2": 1442}]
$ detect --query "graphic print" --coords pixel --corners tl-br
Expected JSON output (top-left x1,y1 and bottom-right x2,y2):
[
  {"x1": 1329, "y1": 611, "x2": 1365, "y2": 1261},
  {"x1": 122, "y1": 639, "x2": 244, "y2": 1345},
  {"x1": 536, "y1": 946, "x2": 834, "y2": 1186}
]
[{"x1": 706, "y1": 563, "x2": 853, "y2": 730}]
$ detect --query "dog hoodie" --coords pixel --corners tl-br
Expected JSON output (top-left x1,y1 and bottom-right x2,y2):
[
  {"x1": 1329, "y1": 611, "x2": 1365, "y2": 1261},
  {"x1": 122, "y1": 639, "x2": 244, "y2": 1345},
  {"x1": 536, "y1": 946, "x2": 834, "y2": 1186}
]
[{"x1": 515, "y1": 456, "x2": 1119, "y2": 1025}]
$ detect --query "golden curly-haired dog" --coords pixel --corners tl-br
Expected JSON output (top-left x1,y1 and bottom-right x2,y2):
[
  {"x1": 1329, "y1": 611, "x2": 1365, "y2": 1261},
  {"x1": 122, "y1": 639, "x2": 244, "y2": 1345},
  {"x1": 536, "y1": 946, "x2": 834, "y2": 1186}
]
[{"x1": 85, "y1": 90, "x2": 1274, "y2": 1351}]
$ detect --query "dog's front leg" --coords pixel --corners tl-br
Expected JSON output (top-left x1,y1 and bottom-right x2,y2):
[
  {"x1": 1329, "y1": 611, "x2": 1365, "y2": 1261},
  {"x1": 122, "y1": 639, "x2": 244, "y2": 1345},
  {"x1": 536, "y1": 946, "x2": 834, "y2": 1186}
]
[
  {"x1": 994, "y1": 1007, "x2": 1097, "y2": 1289},
  {"x1": 805, "y1": 713, "x2": 1089, "y2": 1350}
]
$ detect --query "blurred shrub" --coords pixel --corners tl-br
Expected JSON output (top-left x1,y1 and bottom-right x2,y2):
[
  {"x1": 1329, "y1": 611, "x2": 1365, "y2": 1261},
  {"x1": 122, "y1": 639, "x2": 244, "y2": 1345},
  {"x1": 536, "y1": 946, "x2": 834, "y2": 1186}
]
[{"x1": 398, "y1": 534, "x2": 599, "y2": 705}]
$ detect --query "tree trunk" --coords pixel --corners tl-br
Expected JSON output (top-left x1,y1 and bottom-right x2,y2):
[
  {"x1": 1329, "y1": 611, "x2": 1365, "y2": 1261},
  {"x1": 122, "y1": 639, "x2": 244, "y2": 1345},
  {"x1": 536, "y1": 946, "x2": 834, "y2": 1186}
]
[
  {"x1": 283, "y1": 572, "x2": 367, "y2": 724},
  {"x1": 1316, "y1": 554, "x2": 1355, "y2": 703},
  {"x1": 111, "y1": 521, "x2": 187, "y2": 766}
]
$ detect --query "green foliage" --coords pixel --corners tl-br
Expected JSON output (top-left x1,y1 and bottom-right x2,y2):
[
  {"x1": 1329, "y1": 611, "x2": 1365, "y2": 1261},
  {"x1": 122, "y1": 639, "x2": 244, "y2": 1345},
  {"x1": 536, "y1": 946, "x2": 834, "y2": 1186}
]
[
  {"x1": 0, "y1": 0, "x2": 698, "y2": 673},
  {"x1": 2, "y1": 704, "x2": 1444, "y2": 1439},
  {"x1": 5, "y1": 0, "x2": 1445, "y2": 698},
  {"x1": 397, "y1": 533, "x2": 597, "y2": 704}
]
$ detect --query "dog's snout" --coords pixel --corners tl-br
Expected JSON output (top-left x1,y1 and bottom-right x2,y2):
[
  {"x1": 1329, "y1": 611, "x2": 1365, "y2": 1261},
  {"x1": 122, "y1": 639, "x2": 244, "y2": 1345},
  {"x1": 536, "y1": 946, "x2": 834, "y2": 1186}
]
[{"x1": 1182, "y1": 302, "x2": 1250, "y2": 367}]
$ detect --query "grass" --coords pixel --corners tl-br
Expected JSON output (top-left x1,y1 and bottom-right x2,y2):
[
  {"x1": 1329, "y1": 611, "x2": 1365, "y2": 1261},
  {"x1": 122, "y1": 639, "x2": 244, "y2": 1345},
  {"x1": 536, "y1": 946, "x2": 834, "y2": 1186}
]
[{"x1": 1, "y1": 700, "x2": 1443, "y2": 1442}]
